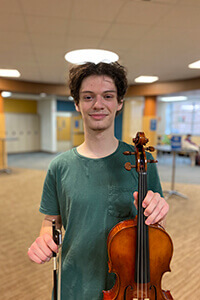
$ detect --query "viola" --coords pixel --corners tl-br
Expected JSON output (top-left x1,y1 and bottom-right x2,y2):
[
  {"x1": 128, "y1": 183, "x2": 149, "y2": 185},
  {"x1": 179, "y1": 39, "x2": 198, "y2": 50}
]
[{"x1": 103, "y1": 132, "x2": 173, "y2": 300}]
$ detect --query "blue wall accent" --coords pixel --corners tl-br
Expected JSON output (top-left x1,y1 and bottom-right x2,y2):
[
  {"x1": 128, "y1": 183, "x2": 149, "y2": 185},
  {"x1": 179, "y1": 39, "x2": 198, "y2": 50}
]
[
  {"x1": 57, "y1": 100, "x2": 123, "y2": 140},
  {"x1": 57, "y1": 100, "x2": 76, "y2": 112},
  {"x1": 115, "y1": 112, "x2": 123, "y2": 140}
]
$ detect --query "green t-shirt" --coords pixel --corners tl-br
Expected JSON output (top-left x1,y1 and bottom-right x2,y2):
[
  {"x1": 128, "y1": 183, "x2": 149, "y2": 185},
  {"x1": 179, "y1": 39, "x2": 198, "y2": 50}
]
[{"x1": 39, "y1": 141, "x2": 163, "y2": 300}]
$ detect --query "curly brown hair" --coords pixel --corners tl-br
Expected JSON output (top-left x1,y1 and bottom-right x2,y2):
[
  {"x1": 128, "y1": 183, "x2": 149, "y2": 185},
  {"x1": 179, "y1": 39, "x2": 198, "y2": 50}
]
[{"x1": 68, "y1": 62, "x2": 128, "y2": 105}]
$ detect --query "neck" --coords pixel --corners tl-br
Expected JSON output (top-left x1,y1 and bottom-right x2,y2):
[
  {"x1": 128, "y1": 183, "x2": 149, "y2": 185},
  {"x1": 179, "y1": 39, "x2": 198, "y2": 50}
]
[{"x1": 77, "y1": 127, "x2": 119, "y2": 158}]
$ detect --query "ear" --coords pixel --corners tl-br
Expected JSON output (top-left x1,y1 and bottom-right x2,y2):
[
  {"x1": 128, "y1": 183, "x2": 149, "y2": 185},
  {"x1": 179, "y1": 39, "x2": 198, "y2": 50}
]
[
  {"x1": 75, "y1": 103, "x2": 80, "y2": 112},
  {"x1": 117, "y1": 99, "x2": 124, "y2": 112}
]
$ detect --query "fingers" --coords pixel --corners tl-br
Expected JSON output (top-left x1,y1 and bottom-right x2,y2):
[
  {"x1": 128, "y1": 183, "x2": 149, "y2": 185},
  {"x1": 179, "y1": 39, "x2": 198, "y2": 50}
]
[
  {"x1": 143, "y1": 190, "x2": 169, "y2": 225},
  {"x1": 133, "y1": 191, "x2": 138, "y2": 210},
  {"x1": 28, "y1": 233, "x2": 58, "y2": 264},
  {"x1": 133, "y1": 190, "x2": 169, "y2": 226},
  {"x1": 43, "y1": 233, "x2": 58, "y2": 253}
]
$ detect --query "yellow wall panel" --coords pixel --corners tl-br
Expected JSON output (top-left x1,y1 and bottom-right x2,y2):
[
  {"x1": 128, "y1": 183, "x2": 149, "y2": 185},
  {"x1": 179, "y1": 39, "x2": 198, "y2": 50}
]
[
  {"x1": 57, "y1": 116, "x2": 71, "y2": 141},
  {"x1": 72, "y1": 115, "x2": 84, "y2": 146},
  {"x1": 142, "y1": 116, "x2": 157, "y2": 146},
  {"x1": 0, "y1": 113, "x2": 6, "y2": 138},
  {"x1": 3, "y1": 99, "x2": 37, "y2": 114},
  {"x1": 122, "y1": 99, "x2": 143, "y2": 144},
  {"x1": 73, "y1": 133, "x2": 84, "y2": 147},
  {"x1": 142, "y1": 116, "x2": 157, "y2": 159}
]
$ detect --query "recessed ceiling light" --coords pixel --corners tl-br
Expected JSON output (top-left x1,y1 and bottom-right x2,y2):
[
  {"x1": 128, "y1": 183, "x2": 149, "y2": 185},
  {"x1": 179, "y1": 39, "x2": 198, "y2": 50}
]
[
  {"x1": 188, "y1": 60, "x2": 200, "y2": 69},
  {"x1": 1, "y1": 91, "x2": 12, "y2": 98},
  {"x1": 134, "y1": 76, "x2": 159, "y2": 83},
  {"x1": 0, "y1": 69, "x2": 20, "y2": 78},
  {"x1": 159, "y1": 96, "x2": 187, "y2": 102},
  {"x1": 40, "y1": 93, "x2": 47, "y2": 97},
  {"x1": 64, "y1": 49, "x2": 119, "y2": 65}
]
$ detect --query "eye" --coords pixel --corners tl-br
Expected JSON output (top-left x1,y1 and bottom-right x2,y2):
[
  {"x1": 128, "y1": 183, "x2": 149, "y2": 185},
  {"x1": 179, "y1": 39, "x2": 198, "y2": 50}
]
[
  {"x1": 83, "y1": 95, "x2": 93, "y2": 101},
  {"x1": 104, "y1": 94, "x2": 114, "y2": 100}
]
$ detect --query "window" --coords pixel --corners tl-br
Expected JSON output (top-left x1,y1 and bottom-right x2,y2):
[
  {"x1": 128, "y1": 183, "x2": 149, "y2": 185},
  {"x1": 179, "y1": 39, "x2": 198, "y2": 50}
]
[{"x1": 166, "y1": 100, "x2": 200, "y2": 135}]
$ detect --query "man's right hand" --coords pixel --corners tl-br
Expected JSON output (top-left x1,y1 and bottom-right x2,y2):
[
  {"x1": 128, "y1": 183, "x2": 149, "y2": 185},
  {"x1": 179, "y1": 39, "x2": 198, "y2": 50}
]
[{"x1": 28, "y1": 233, "x2": 58, "y2": 264}]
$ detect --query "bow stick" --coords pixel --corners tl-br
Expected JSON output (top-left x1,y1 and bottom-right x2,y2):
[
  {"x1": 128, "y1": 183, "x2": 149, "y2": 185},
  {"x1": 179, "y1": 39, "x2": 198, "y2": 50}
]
[{"x1": 52, "y1": 219, "x2": 62, "y2": 300}]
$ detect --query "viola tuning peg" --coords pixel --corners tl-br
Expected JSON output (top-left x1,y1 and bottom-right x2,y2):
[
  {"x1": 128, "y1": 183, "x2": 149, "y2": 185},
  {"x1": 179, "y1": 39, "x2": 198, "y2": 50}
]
[
  {"x1": 145, "y1": 146, "x2": 155, "y2": 152},
  {"x1": 147, "y1": 159, "x2": 158, "y2": 164},
  {"x1": 123, "y1": 151, "x2": 130, "y2": 155},
  {"x1": 124, "y1": 162, "x2": 132, "y2": 171},
  {"x1": 123, "y1": 151, "x2": 135, "y2": 155},
  {"x1": 124, "y1": 162, "x2": 136, "y2": 171}
]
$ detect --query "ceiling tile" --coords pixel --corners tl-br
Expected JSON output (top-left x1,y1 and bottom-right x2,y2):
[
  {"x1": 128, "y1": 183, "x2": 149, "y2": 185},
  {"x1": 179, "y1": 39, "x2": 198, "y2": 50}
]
[
  {"x1": 159, "y1": 5, "x2": 200, "y2": 29},
  {"x1": 20, "y1": 0, "x2": 72, "y2": 18},
  {"x1": 116, "y1": 0, "x2": 173, "y2": 25},
  {"x1": 0, "y1": 0, "x2": 22, "y2": 13},
  {"x1": 179, "y1": 0, "x2": 200, "y2": 6},
  {"x1": 69, "y1": 20, "x2": 111, "y2": 39},
  {"x1": 65, "y1": 36, "x2": 100, "y2": 52},
  {"x1": 33, "y1": 47, "x2": 65, "y2": 65},
  {"x1": 0, "y1": 32, "x2": 30, "y2": 45},
  {"x1": 105, "y1": 23, "x2": 149, "y2": 40},
  {"x1": 25, "y1": 15, "x2": 69, "y2": 34},
  {"x1": 71, "y1": 0, "x2": 125, "y2": 22},
  {"x1": 0, "y1": 13, "x2": 26, "y2": 32},
  {"x1": 99, "y1": 38, "x2": 137, "y2": 52},
  {"x1": 30, "y1": 33, "x2": 66, "y2": 48}
]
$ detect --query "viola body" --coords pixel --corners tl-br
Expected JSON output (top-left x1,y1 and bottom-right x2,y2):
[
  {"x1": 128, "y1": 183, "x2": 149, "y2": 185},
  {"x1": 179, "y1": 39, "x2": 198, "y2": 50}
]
[
  {"x1": 103, "y1": 132, "x2": 173, "y2": 300},
  {"x1": 103, "y1": 218, "x2": 173, "y2": 300}
]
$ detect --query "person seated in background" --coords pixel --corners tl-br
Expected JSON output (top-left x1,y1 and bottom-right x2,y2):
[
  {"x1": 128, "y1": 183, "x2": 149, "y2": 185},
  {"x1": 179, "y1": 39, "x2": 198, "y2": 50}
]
[{"x1": 182, "y1": 134, "x2": 199, "y2": 153}]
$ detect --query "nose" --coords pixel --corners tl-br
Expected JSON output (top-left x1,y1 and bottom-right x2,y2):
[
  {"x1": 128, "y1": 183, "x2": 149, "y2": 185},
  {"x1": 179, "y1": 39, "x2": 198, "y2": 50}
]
[{"x1": 93, "y1": 95, "x2": 104, "y2": 110}]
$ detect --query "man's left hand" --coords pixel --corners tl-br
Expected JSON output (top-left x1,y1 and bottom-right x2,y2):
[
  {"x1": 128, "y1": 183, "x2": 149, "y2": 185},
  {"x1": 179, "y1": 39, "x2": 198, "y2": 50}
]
[{"x1": 133, "y1": 190, "x2": 169, "y2": 226}]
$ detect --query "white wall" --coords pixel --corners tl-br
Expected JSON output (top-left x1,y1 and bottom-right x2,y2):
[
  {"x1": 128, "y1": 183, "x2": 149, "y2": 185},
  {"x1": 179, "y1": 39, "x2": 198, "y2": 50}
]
[
  {"x1": 5, "y1": 113, "x2": 40, "y2": 153},
  {"x1": 157, "y1": 102, "x2": 168, "y2": 135},
  {"x1": 38, "y1": 97, "x2": 57, "y2": 152}
]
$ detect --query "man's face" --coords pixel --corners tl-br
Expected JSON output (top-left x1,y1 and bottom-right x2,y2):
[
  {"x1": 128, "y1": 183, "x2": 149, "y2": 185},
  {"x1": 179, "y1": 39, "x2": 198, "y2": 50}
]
[{"x1": 75, "y1": 75, "x2": 123, "y2": 133}]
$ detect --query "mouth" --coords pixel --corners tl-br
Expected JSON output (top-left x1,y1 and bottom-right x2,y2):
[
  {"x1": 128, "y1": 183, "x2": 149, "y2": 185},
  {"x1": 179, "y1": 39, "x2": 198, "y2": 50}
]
[{"x1": 89, "y1": 113, "x2": 108, "y2": 120}]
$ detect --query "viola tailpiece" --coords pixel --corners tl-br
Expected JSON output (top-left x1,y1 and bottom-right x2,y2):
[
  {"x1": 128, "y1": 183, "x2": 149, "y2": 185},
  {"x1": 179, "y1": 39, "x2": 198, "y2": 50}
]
[{"x1": 103, "y1": 132, "x2": 173, "y2": 300}]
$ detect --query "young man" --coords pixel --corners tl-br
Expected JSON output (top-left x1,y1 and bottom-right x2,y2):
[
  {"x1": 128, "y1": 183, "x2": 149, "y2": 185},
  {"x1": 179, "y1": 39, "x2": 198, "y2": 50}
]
[{"x1": 28, "y1": 62, "x2": 169, "y2": 299}]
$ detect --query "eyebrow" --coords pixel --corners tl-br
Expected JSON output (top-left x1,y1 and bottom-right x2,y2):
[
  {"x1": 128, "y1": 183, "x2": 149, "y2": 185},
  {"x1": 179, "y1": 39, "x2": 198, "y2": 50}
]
[{"x1": 80, "y1": 90, "x2": 117, "y2": 94}]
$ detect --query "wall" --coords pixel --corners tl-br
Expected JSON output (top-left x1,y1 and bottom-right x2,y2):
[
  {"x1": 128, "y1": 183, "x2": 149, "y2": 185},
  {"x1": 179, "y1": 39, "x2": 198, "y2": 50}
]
[
  {"x1": 122, "y1": 98, "x2": 143, "y2": 143},
  {"x1": 57, "y1": 100, "x2": 76, "y2": 112},
  {"x1": 56, "y1": 112, "x2": 72, "y2": 152},
  {"x1": 4, "y1": 98, "x2": 40, "y2": 153},
  {"x1": 157, "y1": 101, "x2": 168, "y2": 136},
  {"x1": 4, "y1": 99, "x2": 37, "y2": 114},
  {"x1": 0, "y1": 95, "x2": 6, "y2": 169},
  {"x1": 72, "y1": 114, "x2": 84, "y2": 147},
  {"x1": 115, "y1": 112, "x2": 123, "y2": 140},
  {"x1": 6, "y1": 113, "x2": 40, "y2": 153},
  {"x1": 38, "y1": 98, "x2": 57, "y2": 152}
]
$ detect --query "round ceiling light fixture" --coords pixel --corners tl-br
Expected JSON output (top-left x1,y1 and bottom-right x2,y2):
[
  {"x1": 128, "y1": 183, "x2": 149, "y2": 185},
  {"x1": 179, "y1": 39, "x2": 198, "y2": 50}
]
[{"x1": 64, "y1": 49, "x2": 119, "y2": 65}]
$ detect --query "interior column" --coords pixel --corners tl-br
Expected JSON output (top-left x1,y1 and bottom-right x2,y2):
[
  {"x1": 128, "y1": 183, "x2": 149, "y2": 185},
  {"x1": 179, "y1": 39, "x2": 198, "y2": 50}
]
[
  {"x1": 142, "y1": 96, "x2": 157, "y2": 148},
  {"x1": 0, "y1": 94, "x2": 7, "y2": 170}
]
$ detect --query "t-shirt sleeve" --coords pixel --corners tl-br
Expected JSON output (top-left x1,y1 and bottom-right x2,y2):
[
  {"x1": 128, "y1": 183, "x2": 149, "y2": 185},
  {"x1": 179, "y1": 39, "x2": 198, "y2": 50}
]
[{"x1": 39, "y1": 162, "x2": 60, "y2": 215}]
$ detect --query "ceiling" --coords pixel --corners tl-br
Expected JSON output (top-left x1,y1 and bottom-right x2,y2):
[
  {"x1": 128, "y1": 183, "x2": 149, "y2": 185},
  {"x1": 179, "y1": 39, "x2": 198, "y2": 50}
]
[{"x1": 1, "y1": 0, "x2": 200, "y2": 89}]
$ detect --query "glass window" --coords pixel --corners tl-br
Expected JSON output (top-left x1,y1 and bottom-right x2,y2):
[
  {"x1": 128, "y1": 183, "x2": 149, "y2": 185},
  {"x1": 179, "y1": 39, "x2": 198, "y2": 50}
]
[{"x1": 167, "y1": 100, "x2": 200, "y2": 136}]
